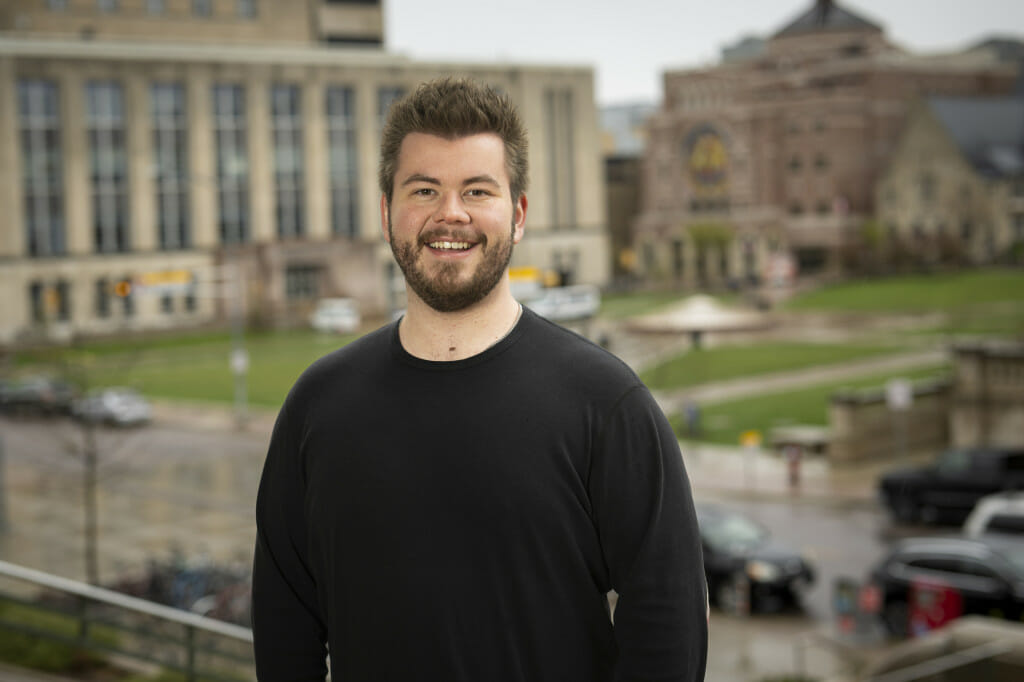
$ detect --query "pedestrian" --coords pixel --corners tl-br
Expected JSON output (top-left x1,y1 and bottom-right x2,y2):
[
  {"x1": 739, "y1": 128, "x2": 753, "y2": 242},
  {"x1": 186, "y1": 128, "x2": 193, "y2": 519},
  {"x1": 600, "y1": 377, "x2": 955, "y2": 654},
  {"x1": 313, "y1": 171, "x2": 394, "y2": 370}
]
[{"x1": 251, "y1": 77, "x2": 708, "y2": 682}]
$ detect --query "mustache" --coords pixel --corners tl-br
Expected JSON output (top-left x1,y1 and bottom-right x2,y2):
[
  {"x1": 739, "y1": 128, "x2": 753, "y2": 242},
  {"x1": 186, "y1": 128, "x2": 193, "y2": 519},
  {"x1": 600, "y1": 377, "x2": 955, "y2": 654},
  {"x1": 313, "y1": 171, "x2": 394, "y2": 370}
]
[{"x1": 418, "y1": 227, "x2": 484, "y2": 245}]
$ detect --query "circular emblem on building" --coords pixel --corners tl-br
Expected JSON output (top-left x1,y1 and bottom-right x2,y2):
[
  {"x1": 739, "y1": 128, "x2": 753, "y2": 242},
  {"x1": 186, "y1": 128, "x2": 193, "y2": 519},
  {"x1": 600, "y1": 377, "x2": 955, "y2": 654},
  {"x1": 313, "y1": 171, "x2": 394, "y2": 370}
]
[{"x1": 685, "y1": 124, "x2": 729, "y2": 192}]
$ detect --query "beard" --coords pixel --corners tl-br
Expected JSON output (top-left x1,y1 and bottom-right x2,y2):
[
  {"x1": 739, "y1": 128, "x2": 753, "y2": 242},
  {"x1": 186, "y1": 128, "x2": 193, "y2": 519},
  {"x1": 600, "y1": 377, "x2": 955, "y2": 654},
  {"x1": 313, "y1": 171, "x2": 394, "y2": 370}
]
[{"x1": 389, "y1": 220, "x2": 516, "y2": 313}]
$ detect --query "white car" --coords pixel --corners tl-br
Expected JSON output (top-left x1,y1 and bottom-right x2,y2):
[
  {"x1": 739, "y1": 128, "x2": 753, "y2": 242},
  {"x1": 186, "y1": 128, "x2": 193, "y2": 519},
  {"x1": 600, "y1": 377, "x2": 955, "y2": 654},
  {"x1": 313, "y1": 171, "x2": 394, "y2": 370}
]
[
  {"x1": 963, "y1": 491, "x2": 1024, "y2": 537},
  {"x1": 524, "y1": 285, "x2": 601, "y2": 322},
  {"x1": 310, "y1": 298, "x2": 361, "y2": 334},
  {"x1": 72, "y1": 387, "x2": 152, "y2": 427}
]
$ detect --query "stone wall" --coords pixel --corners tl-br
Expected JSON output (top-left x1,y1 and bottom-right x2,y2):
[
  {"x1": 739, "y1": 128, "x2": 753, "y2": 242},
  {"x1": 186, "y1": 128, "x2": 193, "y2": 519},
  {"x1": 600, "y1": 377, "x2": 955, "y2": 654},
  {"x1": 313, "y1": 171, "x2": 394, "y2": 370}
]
[{"x1": 828, "y1": 379, "x2": 952, "y2": 463}]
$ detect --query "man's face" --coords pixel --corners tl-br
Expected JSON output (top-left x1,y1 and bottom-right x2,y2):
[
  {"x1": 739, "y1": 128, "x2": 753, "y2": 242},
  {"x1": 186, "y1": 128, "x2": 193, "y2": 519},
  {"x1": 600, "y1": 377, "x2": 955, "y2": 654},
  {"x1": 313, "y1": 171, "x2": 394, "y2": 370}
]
[{"x1": 382, "y1": 132, "x2": 526, "y2": 313}]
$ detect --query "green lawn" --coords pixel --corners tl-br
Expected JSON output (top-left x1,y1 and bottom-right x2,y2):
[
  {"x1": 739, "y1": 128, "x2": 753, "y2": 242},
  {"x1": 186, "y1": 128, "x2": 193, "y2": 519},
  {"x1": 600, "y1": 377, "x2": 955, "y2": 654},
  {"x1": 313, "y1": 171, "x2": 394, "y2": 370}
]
[
  {"x1": 783, "y1": 268, "x2": 1024, "y2": 313},
  {"x1": 16, "y1": 329, "x2": 358, "y2": 408},
  {"x1": 639, "y1": 341, "x2": 904, "y2": 390},
  {"x1": 671, "y1": 365, "x2": 949, "y2": 446}
]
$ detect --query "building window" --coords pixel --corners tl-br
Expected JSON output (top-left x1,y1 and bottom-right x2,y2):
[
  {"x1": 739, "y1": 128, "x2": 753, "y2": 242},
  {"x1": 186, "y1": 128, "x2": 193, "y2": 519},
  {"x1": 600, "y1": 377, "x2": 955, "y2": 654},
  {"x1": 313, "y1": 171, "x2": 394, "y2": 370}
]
[
  {"x1": 788, "y1": 155, "x2": 802, "y2": 173},
  {"x1": 815, "y1": 201, "x2": 831, "y2": 215},
  {"x1": 98, "y1": 0, "x2": 119, "y2": 12},
  {"x1": 814, "y1": 154, "x2": 829, "y2": 171},
  {"x1": 184, "y1": 286, "x2": 197, "y2": 312},
  {"x1": 161, "y1": 293, "x2": 174, "y2": 314},
  {"x1": 326, "y1": 86, "x2": 359, "y2": 238},
  {"x1": 271, "y1": 85, "x2": 305, "y2": 239},
  {"x1": 29, "y1": 282, "x2": 45, "y2": 324},
  {"x1": 47, "y1": 0, "x2": 69, "y2": 11},
  {"x1": 86, "y1": 81, "x2": 130, "y2": 253},
  {"x1": 146, "y1": 0, "x2": 165, "y2": 15},
  {"x1": 55, "y1": 279, "x2": 71, "y2": 321},
  {"x1": 961, "y1": 220, "x2": 973, "y2": 241},
  {"x1": 18, "y1": 80, "x2": 65, "y2": 258},
  {"x1": 919, "y1": 172, "x2": 936, "y2": 201},
  {"x1": 213, "y1": 84, "x2": 250, "y2": 245},
  {"x1": 789, "y1": 202, "x2": 804, "y2": 216},
  {"x1": 377, "y1": 86, "x2": 405, "y2": 132},
  {"x1": 193, "y1": 0, "x2": 212, "y2": 17},
  {"x1": 120, "y1": 275, "x2": 136, "y2": 317},
  {"x1": 152, "y1": 83, "x2": 191, "y2": 250},
  {"x1": 285, "y1": 264, "x2": 321, "y2": 301},
  {"x1": 95, "y1": 278, "x2": 111, "y2": 318},
  {"x1": 237, "y1": 0, "x2": 257, "y2": 18},
  {"x1": 545, "y1": 87, "x2": 576, "y2": 230}
]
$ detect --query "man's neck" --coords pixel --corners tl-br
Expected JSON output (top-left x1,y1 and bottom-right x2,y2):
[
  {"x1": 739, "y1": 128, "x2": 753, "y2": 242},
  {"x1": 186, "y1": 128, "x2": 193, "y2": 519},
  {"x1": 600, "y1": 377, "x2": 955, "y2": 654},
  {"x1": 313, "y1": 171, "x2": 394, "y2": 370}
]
[{"x1": 398, "y1": 285, "x2": 522, "y2": 361}]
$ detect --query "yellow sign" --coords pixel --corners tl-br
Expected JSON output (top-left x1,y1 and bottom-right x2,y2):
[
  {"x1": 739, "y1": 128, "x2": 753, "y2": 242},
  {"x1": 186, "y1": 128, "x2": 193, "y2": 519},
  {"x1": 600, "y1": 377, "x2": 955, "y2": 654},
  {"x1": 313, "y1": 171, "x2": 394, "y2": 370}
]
[
  {"x1": 138, "y1": 270, "x2": 193, "y2": 287},
  {"x1": 740, "y1": 430, "x2": 762, "y2": 448},
  {"x1": 509, "y1": 266, "x2": 541, "y2": 282}
]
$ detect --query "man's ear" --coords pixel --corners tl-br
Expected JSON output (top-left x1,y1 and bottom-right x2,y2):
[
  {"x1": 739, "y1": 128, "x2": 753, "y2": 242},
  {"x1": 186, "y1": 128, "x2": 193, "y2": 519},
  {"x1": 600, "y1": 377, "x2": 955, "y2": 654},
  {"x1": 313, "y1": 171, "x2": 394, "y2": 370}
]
[
  {"x1": 380, "y1": 195, "x2": 391, "y2": 243},
  {"x1": 512, "y1": 194, "x2": 527, "y2": 244}
]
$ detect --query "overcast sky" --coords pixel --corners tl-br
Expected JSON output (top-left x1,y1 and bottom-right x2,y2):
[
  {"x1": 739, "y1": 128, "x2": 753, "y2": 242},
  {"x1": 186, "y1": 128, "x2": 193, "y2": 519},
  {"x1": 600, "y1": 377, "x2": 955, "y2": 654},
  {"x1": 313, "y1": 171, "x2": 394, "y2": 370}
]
[{"x1": 385, "y1": 0, "x2": 1022, "y2": 106}]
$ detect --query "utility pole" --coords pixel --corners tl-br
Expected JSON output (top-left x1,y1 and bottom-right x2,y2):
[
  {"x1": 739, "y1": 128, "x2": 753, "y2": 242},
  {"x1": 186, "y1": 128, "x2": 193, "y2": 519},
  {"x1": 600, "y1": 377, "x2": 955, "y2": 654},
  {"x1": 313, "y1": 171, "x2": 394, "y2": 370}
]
[
  {"x1": 83, "y1": 420, "x2": 100, "y2": 585},
  {"x1": 228, "y1": 261, "x2": 249, "y2": 430}
]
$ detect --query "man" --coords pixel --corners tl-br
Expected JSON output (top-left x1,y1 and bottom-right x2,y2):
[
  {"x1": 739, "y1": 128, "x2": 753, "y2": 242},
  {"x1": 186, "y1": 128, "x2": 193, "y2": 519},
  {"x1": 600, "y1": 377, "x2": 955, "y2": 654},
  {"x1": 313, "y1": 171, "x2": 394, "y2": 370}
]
[{"x1": 252, "y1": 77, "x2": 707, "y2": 681}]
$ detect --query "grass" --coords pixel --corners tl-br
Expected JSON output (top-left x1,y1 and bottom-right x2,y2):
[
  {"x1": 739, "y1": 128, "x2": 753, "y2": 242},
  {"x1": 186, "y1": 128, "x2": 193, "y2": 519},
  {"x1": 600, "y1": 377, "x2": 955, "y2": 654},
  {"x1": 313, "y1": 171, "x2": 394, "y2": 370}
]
[
  {"x1": 671, "y1": 365, "x2": 949, "y2": 446},
  {"x1": 599, "y1": 290, "x2": 694, "y2": 319},
  {"x1": 12, "y1": 329, "x2": 358, "y2": 408},
  {"x1": 640, "y1": 341, "x2": 904, "y2": 390},
  {"x1": 783, "y1": 268, "x2": 1024, "y2": 313},
  {"x1": 0, "y1": 599, "x2": 113, "y2": 674}
]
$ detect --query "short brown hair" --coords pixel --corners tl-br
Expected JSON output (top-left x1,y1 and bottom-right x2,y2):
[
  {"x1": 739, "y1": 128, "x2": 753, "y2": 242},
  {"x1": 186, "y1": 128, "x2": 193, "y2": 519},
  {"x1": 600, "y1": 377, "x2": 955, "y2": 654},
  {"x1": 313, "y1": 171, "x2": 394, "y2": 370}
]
[{"x1": 378, "y1": 77, "x2": 529, "y2": 205}]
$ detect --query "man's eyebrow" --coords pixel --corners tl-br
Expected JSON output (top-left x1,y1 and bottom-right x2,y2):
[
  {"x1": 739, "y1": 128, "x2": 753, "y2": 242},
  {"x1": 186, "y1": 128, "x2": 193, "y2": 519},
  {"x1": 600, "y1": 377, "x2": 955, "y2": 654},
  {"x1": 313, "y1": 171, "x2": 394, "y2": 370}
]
[
  {"x1": 463, "y1": 174, "x2": 501, "y2": 187},
  {"x1": 400, "y1": 173, "x2": 440, "y2": 187}
]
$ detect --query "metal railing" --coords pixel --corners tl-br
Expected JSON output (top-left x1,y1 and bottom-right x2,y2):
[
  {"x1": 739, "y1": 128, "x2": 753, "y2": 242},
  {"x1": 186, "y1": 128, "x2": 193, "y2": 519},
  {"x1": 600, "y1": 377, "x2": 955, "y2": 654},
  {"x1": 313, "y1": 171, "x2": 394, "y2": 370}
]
[
  {"x1": 868, "y1": 640, "x2": 1014, "y2": 682},
  {"x1": 0, "y1": 559, "x2": 253, "y2": 681}
]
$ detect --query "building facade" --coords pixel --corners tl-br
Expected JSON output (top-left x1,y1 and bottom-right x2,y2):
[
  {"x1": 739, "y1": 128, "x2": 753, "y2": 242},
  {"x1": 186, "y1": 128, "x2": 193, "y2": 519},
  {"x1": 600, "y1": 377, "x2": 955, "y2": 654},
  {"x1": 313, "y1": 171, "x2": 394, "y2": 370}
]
[
  {"x1": 875, "y1": 97, "x2": 1024, "y2": 268},
  {"x1": 634, "y1": 0, "x2": 1018, "y2": 289},
  {"x1": 0, "y1": 0, "x2": 609, "y2": 345}
]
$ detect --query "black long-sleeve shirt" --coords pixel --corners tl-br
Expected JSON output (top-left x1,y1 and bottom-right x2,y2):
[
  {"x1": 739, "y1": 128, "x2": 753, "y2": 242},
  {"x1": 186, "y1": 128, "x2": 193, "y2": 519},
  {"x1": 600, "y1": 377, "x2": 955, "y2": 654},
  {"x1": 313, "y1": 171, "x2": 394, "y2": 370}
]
[{"x1": 252, "y1": 308, "x2": 707, "y2": 681}]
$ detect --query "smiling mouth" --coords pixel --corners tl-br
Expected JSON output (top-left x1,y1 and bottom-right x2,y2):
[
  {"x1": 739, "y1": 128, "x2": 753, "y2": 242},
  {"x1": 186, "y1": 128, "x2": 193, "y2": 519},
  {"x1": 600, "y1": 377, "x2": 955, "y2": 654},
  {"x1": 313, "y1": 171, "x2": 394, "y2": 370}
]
[{"x1": 427, "y1": 241, "x2": 473, "y2": 251}]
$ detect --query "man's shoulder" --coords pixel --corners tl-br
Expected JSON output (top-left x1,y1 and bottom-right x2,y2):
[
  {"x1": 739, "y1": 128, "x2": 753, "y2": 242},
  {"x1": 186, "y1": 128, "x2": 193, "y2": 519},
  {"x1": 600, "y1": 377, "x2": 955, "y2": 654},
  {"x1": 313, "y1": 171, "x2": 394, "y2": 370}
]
[
  {"x1": 289, "y1": 323, "x2": 393, "y2": 397},
  {"x1": 522, "y1": 310, "x2": 641, "y2": 388}
]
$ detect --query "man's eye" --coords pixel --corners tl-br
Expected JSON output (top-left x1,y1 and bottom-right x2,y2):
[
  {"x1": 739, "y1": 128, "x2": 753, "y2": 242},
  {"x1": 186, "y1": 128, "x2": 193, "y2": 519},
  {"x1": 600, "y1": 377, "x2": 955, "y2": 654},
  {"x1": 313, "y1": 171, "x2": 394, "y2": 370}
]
[
  {"x1": 465, "y1": 189, "x2": 490, "y2": 197},
  {"x1": 412, "y1": 188, "x2": 434, "y2": 196}
]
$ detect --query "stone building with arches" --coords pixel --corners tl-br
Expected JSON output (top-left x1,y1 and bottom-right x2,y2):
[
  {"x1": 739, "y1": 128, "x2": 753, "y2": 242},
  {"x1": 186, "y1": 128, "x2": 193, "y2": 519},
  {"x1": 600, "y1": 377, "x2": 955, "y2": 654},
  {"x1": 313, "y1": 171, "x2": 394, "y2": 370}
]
[{"x1": 633, "y1": 0, "x2": 1018, "y2": 289}]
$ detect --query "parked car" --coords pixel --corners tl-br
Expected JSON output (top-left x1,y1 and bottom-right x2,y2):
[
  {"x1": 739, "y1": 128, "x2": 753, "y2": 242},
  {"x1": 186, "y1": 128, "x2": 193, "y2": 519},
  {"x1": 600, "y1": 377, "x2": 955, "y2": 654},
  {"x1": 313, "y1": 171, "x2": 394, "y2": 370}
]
[
  {"x1": 0, "y1": 375, "x2": 77, "y2": 416},
  {"x1": 867, "y1": 534, "x2": 1024, "y2": 637},
  {"x1": 695, "y1": 503, "x2": 815, "y2": 613},
  {"x1": 523, "y1": 285, "x2": 601, "y2": 322},
  {"x1": 310, "y1": 298, "x2": 360, "y2": 334},
  {"x1": 72, "y1": 387, "x2": 152, "y2": 427},
  {"x1": 963, "y1": 492, "x2": 1024, "y2": 538},
  {"x1": 878, "y1": 447, "x2": 1024, "y2": 525}
]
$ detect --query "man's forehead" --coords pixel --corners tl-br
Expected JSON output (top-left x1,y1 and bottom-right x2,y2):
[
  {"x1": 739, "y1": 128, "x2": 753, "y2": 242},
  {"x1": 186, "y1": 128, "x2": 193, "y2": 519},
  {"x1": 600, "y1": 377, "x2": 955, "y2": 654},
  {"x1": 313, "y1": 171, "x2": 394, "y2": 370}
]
[{"x1": 396, "y1": 132, "x2": 510, "y2": 182}]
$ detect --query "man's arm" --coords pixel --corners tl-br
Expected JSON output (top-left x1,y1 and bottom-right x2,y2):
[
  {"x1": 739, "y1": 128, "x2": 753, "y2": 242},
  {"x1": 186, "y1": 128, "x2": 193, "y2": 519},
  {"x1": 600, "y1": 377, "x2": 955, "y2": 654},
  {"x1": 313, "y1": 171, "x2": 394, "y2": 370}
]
[
  {"x1": 590, "y1": 385, "x2": 708, "y2": 682},
  {"x1": 252, "y1": 407, "x2": 329, "y2": 680}
]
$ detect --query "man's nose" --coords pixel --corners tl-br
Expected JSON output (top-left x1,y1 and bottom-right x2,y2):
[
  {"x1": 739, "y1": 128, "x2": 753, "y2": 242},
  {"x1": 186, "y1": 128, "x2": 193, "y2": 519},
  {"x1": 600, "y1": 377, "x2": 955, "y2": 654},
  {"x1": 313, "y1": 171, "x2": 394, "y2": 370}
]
[{"x1": 434, "y1": 192, "x2": 470, "y2": 223}]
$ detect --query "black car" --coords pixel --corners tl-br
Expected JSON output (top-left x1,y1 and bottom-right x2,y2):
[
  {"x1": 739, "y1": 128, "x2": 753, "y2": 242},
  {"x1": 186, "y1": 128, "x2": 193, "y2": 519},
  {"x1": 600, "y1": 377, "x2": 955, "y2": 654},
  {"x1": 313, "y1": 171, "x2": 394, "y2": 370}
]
[
  {"x1": 0, "y1": 375, "x2": 77, "y2": 416},
  {"x1": 879, "y1": 448, "x2": 1024, "y2": 525},
  {"x1": 695, "y1": 503, "x2": 815, "y2": 613},
  {"x1": 867, "y1": 534, "x2": 1024, "y2": 637}
]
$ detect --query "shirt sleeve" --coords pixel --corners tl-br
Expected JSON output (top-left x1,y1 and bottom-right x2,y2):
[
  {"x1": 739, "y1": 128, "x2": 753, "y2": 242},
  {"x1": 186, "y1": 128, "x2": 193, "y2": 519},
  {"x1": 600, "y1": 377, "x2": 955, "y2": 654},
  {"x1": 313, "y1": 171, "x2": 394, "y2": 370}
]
[
  {"x1": 252, "y1": 403, "x2": 329, "y2": 680},
  {"x1": 589, "y1": 385, "x2": 708, "y2": 682}
]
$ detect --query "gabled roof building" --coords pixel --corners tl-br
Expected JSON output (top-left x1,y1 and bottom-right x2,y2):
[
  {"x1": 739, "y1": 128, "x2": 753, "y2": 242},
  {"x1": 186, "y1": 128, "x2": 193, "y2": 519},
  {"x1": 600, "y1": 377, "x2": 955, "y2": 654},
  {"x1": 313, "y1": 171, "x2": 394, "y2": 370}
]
[
  {"x1": 634, "y1": 0, "x2": 1019, "y2": 288},
  {"x1": 875, "y1": 96, "x2": 1024, "y2": 267}
]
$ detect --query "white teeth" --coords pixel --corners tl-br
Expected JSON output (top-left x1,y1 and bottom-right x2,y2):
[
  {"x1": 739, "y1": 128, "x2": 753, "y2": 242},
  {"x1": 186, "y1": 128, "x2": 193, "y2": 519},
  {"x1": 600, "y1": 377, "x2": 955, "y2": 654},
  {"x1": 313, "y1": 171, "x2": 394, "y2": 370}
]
[{"x1": 429, "y1": 241, "x2": 471, "y2": 250}]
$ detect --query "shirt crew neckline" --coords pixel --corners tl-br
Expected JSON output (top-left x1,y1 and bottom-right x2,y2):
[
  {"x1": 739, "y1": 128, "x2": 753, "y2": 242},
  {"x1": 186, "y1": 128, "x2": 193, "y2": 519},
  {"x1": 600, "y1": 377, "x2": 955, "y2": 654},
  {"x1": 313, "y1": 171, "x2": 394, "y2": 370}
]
[{"x1": 390, "y1": 305, "x2": 532, "y2": 371}]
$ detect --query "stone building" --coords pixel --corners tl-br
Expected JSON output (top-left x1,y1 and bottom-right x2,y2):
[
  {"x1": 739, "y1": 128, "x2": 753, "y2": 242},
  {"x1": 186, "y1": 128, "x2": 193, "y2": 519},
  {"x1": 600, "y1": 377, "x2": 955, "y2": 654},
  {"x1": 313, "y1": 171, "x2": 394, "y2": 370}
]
[
  {"x1": 601, "y1": 102, "x2": 655, "y2": 282},
  {"x1": 875, "y1": 96, "x2": 1024, "y2": 268},
  {"x1": 0, "y1": 0, "x2": 609, "y2": 345},
  {"x1": 634, "y1": 0, "x2": 1018, "y2": 289}
]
